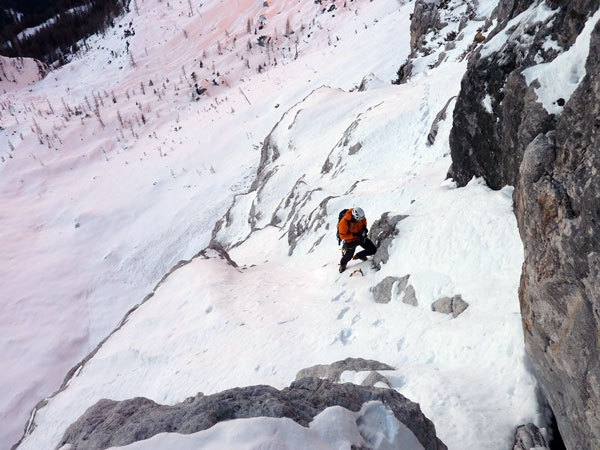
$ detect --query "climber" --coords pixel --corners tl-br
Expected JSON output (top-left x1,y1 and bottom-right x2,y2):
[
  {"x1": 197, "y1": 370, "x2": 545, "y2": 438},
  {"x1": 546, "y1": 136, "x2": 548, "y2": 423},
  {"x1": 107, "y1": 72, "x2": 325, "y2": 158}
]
[{"x1": 337, "y1": 207, "x2": 377, "y2": 273}]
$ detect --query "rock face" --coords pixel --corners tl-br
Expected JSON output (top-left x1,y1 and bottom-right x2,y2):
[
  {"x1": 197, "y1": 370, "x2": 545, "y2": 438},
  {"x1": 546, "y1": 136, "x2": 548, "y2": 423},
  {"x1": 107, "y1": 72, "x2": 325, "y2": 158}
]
[
  {"x1": 449, "y1": 0, "x2": 600, "y2": 189},
  {"x1": 448, "y1": 0, "x2": 564, "y2": 189},
  {"x1": 57, "y1": 377, "x2": 447, "y2": 450},
  {"x1": 514, "y1": 25, "x2": 600, "y2": 447},
  {"x1": 410, "y1": 0, "x2": 444, "y2": 56},
  {"x1": 448, "y1": 0, "x2": 600, "y2": 447}
]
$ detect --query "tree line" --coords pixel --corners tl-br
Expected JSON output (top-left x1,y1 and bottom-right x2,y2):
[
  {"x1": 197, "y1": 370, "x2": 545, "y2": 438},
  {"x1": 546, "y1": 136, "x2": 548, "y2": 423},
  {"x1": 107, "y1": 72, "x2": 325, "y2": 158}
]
[{"x1": 0, "y1": 0, "x2": 128, "y2": 65}]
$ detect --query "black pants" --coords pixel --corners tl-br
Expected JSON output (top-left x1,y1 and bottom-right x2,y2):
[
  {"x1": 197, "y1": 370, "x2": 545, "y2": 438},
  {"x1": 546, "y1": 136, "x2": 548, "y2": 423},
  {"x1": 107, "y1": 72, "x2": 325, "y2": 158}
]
[{"x1": 340, "y1": 238, "x2": 377, "y2": 267}]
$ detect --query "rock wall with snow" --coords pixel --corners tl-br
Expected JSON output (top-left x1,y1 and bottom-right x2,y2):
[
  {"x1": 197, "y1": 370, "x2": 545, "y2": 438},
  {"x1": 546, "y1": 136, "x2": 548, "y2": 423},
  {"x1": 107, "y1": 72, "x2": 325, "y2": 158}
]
[{"x1": 447, "y1": 0, "x2": 600, "y2": 447}]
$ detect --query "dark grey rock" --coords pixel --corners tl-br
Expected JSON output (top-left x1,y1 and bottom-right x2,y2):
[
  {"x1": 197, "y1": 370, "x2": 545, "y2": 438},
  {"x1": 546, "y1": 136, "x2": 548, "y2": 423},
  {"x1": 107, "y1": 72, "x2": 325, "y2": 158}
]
[
  {"x1": 448, "y1": 0, "x2": 598, "y2": 189},
  {"x1": 431, "y1": 295, "x2": 468, "y2": 318},
  {"x1": 513, "y1": 423, "x2": 549, "y2": 450},
  {"x1": 392, "y1": 59, "x2": 413, "y2": 85},
  {"x1": 372, "y1": 275, "x2": 409, "y2": 304},
  {"x1": 369, "y1": 212, "x2": 408, "y2": 269},
  {"x1": 403, "y1": 284, "x2": 419, "y2": 306},
  {"x1": 57, "y1": 377, "x2": 446, "y2": 450},
  {"x1": 492, "y1": 0, "x2": 535, "y2": 25},
  {"x1": 448, "y1": 48, "x2": 555, "y2": 189},
  {"x1": 295, "y1": 357, "x2": 394, "y2": 382},
  {"x1": 348, "y1": 142, "x2": 362, "y2": 155}
]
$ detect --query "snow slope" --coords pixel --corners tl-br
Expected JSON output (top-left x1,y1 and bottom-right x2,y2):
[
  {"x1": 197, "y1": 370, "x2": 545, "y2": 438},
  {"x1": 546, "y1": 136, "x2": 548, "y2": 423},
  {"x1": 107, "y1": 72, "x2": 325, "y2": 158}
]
[{"x1": 1, "y1": 0, "x2": 545, "y2": 449}]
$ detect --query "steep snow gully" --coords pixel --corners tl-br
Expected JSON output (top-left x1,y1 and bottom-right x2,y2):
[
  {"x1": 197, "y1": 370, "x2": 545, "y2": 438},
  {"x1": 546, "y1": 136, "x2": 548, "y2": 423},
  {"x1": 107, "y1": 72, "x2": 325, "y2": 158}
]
[{"x1": 1, "y1": 0, "x2": 571, "y2": 449}]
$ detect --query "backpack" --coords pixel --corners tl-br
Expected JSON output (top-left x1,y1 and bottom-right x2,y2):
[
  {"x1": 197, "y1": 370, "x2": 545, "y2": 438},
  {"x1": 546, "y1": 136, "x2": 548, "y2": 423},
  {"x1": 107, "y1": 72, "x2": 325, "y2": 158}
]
[{"x1": 336, "y1": 209, "x2": 348, "y2": 244}]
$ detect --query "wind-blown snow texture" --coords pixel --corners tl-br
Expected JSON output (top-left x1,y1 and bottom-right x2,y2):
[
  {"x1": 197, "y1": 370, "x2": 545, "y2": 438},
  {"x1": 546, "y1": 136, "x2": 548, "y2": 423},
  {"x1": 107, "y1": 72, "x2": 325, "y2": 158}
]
[{"x1": 1, "y1": 0, "x2": 543, "y2": 449}]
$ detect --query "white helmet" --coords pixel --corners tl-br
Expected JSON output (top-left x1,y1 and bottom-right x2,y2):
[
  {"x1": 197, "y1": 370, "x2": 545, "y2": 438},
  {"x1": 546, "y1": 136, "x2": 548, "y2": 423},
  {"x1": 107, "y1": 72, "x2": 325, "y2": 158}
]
[{"x1": 352, "y1": 207, "x2": 365, "y2": 221}]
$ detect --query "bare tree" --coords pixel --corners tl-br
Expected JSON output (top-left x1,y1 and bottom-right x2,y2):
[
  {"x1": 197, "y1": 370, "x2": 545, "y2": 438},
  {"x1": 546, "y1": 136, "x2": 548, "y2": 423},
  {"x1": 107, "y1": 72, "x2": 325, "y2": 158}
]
[{"x1": 128, "y1": 49, "x2": 137, "y2": 67}]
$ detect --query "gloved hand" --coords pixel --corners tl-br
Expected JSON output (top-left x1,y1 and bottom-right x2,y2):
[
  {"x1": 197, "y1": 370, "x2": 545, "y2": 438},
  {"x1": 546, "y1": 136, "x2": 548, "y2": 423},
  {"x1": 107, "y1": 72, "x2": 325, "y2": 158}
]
[{"x1": 361, "y1": 229, "x2": 368, "y2": 238}]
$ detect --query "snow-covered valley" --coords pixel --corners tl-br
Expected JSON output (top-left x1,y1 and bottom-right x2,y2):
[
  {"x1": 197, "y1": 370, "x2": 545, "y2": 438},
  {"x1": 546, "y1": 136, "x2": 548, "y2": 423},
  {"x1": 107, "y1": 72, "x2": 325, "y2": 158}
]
[{"x1": 1, "y1": 0, "x2": 547, "y2": 448}]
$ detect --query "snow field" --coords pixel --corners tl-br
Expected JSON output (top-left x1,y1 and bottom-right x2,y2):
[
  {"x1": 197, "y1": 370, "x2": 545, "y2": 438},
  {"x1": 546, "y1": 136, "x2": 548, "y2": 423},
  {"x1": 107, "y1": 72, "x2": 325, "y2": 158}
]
[{"x1": 2, "y1": 0, "x2": 414, "y2": 446}]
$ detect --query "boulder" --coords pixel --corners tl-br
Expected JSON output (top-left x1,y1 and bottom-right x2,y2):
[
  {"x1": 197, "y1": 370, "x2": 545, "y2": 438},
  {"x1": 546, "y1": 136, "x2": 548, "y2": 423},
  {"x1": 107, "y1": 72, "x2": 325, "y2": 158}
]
[
  {"x1": 431, "y1": 295, "x2": 469, "y2": 318},
  {"x1": 372, "y1": 275, "x2": 409, "y2": 304},
  {"x1": 404, "y1": 284, "x2": 419, "y2": 306}
]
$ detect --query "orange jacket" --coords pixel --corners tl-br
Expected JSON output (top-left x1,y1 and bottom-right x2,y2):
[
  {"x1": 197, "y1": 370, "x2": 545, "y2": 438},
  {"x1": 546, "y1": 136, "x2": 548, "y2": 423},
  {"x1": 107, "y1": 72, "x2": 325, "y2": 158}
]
[{"x1": 338, "y1": 208, "x2": 367, "y2": 243}]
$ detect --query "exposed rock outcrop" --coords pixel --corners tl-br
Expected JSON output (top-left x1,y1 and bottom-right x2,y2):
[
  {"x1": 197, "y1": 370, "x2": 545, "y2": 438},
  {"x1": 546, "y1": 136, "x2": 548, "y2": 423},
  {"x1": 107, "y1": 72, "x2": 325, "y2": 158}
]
[
  {"x1": 404, "y1": 284, "x2": 419, "y2": 306},
  {"x1": 410, "y1": 0, "x2": 444, "y2": 56},
  {"x1": 394, "y1": 0, "x2": 486, "y2": 84},
  {"x1": 372, "y1": 275, "x2": 409, "y2": 304},
  {"x1": 57, "y1": 377, "x2": 446, "y2": 450},
  {"x1": 448, "y1": 0, "x2": 598, "y2": 189},
  {"x1": 448, "y1": 0, "x2": 600, "y2": 447},
  {"x1": 427, "y1": 95, "x2": 457, "y2": 146},
  {"x1": 369, "y1": 212, "x2": 408, "y2": 269},
  {"x1": 371, "y1": 275, "x2": 419, "y2": 306}
]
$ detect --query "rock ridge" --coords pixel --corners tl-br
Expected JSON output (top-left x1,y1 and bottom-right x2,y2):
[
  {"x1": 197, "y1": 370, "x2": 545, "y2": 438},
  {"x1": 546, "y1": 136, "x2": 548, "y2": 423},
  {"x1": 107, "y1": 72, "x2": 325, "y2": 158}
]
[{"x1": 56, "y1": 376, "x2": 447, "y2": 450}]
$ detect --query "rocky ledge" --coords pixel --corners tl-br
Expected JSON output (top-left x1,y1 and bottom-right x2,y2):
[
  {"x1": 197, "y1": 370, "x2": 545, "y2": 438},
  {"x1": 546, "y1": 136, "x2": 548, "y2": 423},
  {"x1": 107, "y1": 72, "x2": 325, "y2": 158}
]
[{"x1": 56, "y1": 375, "x2": 446, "y2": 450}]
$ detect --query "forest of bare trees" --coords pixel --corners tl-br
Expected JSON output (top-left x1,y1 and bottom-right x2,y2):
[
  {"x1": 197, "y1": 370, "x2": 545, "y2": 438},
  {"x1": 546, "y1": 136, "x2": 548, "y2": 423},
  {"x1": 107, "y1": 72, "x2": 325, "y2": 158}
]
[{"x1": 0, "y1": 0, "x2": 128, "y2": 65}]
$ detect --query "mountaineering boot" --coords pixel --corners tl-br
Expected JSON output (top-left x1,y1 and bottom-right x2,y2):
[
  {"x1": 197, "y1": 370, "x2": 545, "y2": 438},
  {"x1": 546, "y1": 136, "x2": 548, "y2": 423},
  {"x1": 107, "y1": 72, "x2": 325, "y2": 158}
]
[{"x1": 339, "y1": 264, "x2": 346, "y2": 273}]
